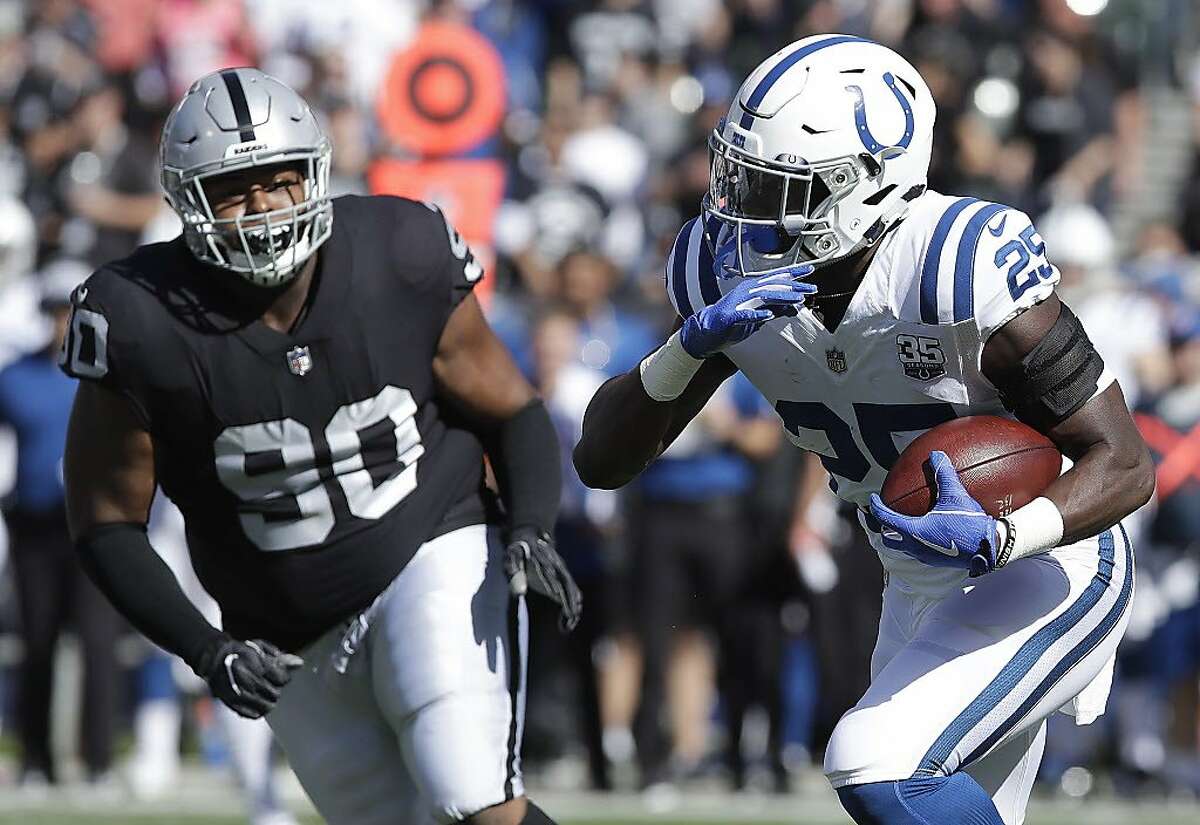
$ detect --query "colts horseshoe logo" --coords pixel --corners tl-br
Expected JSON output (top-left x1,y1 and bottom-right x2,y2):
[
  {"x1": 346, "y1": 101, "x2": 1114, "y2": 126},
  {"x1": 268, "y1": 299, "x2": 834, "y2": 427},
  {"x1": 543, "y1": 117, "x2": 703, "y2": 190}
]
[{"x1": 845, "y1": 72, "x2": 914, "y2": 155}]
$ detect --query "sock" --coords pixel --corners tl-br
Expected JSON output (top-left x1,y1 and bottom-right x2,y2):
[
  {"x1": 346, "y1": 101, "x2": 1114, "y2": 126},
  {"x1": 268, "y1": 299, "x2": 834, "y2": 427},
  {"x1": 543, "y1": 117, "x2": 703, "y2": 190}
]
[{"x1": 837, "y1": 774, "x2": 1005, "y2": 825}]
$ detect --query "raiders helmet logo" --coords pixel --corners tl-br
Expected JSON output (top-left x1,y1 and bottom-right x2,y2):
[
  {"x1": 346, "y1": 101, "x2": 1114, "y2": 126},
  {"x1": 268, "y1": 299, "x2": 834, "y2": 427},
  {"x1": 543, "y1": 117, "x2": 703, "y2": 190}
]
[
  {"x1": 826, "y1": 348, "x2": 847, "y2": 373},
  {"x1": 286, "y1": 345, "x2": 313, "y2": 376}
]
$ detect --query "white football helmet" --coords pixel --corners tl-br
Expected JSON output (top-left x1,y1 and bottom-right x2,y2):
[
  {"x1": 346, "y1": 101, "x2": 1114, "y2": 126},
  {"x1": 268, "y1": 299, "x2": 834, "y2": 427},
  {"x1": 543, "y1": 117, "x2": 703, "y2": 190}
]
[
  {"x1": 705, "y1": 35, "x2": 936, "y2": 274},
  {"x1": 159, "y1": 68, "x2": 333, "y2": 287}
]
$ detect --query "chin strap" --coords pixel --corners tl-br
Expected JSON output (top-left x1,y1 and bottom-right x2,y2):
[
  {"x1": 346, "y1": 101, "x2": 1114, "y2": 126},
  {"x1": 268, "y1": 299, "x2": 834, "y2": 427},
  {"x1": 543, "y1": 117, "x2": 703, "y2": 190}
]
[
  {"x1": 809, "y1": 286, "x2": 859, "y2": 300},
  {"x1": 845, "y1": 182, "x2": 925, "y2": 255}
]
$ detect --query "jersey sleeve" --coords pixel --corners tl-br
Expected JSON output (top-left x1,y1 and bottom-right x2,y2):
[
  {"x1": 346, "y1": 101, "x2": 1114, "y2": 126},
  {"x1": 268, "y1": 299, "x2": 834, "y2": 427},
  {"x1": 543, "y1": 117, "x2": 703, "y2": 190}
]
[
  {"x1": 58, "y1": 272, "x2": 153, "y2": 427},
  {"x1": 969, "y1": 206, "x2": 1060, "y2": 341},
  {"x1": 426, "y1": 202, "x2": 484, "y2": 310},
  {"x1": 664, "y1": 215, "x2": 722, "y2": 321}
]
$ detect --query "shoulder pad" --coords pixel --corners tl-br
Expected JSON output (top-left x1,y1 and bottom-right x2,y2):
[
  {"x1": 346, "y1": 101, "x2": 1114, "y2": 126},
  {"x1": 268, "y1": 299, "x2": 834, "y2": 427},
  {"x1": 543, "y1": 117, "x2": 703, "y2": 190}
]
[
  {"x1": 58, "y1": 264, "x2": 136, "y2": 383},
  {"x1": 664, "y1": 215, "x2": 723, "y2": 320},
  {"x1": 914, "y1": 197, "x2": 1058, "y2": 336}
]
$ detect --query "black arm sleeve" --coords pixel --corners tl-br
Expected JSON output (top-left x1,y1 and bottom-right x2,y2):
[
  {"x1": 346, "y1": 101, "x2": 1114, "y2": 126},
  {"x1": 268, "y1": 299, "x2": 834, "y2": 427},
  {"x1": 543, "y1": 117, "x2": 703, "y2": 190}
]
[
  {"x1": 76, "y1": 523, "x2": 225, "y2": 672},
  {"x1": 483, "y1": 399, "x2": 562, "y2": 534}
]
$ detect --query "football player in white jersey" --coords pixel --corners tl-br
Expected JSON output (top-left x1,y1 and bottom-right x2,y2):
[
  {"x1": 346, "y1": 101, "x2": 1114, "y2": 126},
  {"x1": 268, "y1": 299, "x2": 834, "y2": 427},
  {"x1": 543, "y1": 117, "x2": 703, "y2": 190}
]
[{"x1": 574, "y1": 35, "x2": 1153, "y2": 825}]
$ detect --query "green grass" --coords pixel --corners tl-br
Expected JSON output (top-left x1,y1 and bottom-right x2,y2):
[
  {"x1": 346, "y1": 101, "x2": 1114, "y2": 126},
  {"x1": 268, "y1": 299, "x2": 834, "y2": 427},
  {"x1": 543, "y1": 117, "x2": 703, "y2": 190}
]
[
  {"x1": 0, "y1": 786, "x2": 1196, "y2": 825},
  {"x1": 0, "y1": 818, "x2": 278, "y2": 825}
]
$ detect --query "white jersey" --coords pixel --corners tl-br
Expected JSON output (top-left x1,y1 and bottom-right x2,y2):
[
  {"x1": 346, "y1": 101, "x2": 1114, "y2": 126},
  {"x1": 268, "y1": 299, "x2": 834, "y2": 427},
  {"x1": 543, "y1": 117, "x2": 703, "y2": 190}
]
[{"x1": 667, "y1": 191, "x2": 1089, "y2": 593}]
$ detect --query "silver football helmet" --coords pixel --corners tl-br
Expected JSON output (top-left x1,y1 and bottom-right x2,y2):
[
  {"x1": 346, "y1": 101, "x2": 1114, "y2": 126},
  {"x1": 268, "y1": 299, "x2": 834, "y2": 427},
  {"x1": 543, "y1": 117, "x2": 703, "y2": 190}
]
[{"x1": 160, "y1": 68, "x2": 333, "y2": 287}]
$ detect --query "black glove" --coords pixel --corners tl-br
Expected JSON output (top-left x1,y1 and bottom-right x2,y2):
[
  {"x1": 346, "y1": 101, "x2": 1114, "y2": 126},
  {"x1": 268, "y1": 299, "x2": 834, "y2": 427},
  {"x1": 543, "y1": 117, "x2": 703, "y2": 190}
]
[
  {"x1": 194, "y1": 636, "x2": 304, "y2": 719},
  {"x1": 504, "y1": 526, "x2": 582, "y2": 632}
]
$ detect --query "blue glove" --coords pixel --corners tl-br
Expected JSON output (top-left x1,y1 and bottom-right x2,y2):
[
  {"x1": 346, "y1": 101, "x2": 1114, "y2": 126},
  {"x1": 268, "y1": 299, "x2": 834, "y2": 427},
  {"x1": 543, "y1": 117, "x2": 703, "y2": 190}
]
[
  {"x1": 868, "y1": 451, "x2": 1001, "y2": 577},
  {"x1": 680, "y1": 270, "x2": 815, "y2": 358}
]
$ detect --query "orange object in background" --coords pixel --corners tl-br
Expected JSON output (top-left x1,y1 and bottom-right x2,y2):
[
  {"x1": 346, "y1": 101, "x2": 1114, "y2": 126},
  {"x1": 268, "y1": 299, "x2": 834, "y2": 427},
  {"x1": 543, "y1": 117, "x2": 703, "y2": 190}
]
[
  {"x1": 376, "y1": 21, "x2": 506, "y2": 158},
  {"x1": 369, "y1": 158, "x2": 504, "y2": 302},
  {"x1": 372, "y1": 21, "x2": 508, "y2": 302}
]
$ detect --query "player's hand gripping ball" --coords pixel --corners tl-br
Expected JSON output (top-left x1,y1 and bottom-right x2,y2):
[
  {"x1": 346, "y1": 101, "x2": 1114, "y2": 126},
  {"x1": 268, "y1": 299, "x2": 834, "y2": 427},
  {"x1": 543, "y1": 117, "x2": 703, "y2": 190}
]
[
  {"x1": 870, "y1": 451, "x2": 1001, "y2": 577},
  {"x1": 871, "y1": 416, "x2": 1062, "y2": 576},
  {"x1": 878, "y1": 416, "x2": 1062, "y2": 518}
]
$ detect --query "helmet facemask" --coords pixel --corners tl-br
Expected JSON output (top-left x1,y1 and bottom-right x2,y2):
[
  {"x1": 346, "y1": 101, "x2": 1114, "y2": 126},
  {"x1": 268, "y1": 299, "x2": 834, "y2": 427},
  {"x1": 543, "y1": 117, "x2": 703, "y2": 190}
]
[
  {"x1": 703, "y1": 127, "x2": 873, "y2": 276},
  {"x1": 163, "y1": 144, "x2": 333, "y2": 288}
]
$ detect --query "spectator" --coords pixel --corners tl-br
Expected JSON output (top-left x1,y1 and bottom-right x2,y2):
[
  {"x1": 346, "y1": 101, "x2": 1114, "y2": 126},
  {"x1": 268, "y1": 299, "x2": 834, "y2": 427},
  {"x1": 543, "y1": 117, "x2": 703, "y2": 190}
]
[
  {"x1": 628, "y1": 374, "x2": 779, "y2": 789},
  {"x1": 1040, "y1": 201, "x2": 1171, "y2": 409},
  {"x1": 558, "y1": 250, "x2": 658, "y2": 377},
  {"x1": 1, "y1": 258, "x2": 120, "y2": 789},
  {"x1": 63, "y1": 79, "x2": 161, "y2": 267},
  {"x1": 525, "y1": 306, "x2": 615, "y2": 791},
  {"x1": 155, "y1": 0, "x2": 257, "y2": 99},
  {"x1": 1017, "y1": 23, "x2": 1118, "y2": 208},
  {"x1": 0, "y1": 196, "x2": 43, "y2": 368},
  {"x1": 1115, "y1": 312, "x2": 1200, "y2": 794}
]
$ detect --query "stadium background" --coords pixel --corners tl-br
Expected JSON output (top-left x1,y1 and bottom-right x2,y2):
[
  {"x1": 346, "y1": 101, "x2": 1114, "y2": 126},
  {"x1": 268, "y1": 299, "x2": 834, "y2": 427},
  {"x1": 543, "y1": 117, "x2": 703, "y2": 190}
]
[{"x1": 0, "y1": 0, "x2": 1199, "y2": 823}]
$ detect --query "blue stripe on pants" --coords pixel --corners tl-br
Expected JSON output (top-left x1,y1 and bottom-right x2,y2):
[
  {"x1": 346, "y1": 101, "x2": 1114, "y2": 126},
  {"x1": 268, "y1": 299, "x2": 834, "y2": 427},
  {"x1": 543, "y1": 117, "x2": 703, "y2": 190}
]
[{"x1": 916, "y1": 528, "x2": 1131, "y2": 776}]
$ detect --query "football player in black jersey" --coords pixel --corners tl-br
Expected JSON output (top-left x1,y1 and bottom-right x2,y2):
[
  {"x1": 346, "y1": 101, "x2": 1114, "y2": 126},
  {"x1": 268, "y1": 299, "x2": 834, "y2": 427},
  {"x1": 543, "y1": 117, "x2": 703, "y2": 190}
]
[{"x1": 61, "y1": 68, "x2": 577, "y2": 825}]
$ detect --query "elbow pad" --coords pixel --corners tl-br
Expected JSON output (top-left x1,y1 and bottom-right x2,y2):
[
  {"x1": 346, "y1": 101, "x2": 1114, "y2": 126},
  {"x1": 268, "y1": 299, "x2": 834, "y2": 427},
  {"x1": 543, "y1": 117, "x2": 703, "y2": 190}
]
[{"x1": 994, "y1": 303, "x2": 1105, "y2": 431}]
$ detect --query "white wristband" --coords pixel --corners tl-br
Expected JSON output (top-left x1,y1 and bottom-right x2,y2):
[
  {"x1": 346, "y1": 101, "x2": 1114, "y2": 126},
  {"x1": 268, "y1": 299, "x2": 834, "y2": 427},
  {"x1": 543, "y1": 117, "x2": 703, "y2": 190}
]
[
  {"x1": 996, "y1": 496, "x2": 1064, "y2": 567},
  {"x1": 639, "y1": 330, "x2": 703, "y2": 401}
]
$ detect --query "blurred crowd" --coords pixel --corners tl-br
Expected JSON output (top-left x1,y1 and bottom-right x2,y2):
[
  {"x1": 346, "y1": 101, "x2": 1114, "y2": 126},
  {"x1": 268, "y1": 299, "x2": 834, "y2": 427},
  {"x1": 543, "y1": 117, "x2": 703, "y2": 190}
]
[{"x1": 1, "y1": 0, "x2": 1200, "y2": 817}]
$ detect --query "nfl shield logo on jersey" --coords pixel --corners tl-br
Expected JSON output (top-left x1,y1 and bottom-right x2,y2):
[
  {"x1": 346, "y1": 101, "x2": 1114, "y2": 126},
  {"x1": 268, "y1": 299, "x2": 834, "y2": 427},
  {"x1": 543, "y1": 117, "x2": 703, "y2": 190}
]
[
  {"x1": 286, "y1": 345, "x2": 313, "y2": 376},
  {"x1": 826, "y1": 348, "x2": 847, "y2": 373}
]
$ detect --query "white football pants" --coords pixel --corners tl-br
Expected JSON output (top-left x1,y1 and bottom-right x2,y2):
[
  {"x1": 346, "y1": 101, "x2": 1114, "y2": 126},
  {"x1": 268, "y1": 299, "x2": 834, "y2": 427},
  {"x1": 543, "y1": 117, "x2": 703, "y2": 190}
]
[
  {"x1": 267, "y1": 524, "x2": 528, "y2": 825},
  {"x1": 825, "y1": 525, "x2": 1133, "y2": 825}
]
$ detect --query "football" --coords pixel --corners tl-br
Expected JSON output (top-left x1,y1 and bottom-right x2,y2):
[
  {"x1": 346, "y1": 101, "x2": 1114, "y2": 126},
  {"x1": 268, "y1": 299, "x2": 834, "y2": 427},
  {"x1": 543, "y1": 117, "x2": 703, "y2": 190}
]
[{"x1": 879, "y1": 415, "x2": 1062, "y2": 518}]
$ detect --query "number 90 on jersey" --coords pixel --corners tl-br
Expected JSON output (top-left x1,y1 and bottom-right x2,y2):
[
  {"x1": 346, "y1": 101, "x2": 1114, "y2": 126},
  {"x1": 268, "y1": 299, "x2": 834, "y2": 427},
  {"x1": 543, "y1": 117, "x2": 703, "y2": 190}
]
[{"x1": 214, "y1": 385, "x2": 424, "y2": 551}]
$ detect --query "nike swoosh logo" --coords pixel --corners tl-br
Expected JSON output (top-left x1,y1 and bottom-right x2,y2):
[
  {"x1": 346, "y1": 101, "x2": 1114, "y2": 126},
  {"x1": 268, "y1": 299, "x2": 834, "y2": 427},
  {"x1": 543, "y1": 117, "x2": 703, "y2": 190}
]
[
  {"x1": 988, "y1": 215, "x2": 1007, "y2": 237},
  {"x1": 914, "y1": 535, "x2": 960, "y2": 557}
]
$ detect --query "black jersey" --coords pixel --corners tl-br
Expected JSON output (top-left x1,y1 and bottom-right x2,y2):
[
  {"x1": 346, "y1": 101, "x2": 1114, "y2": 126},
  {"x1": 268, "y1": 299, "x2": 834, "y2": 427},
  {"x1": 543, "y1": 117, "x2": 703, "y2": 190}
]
[{"x1": 61, "y1": 195, "x2": 492, "y2": 650}]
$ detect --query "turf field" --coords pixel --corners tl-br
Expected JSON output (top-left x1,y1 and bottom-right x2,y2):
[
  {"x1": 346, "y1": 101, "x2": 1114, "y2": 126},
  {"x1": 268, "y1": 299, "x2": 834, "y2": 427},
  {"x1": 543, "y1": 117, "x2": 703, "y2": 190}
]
[
  {"x1": 0, "y1": 765, "x2": 1193, "y2": 825},
  {"x1": 1, "y1": 795, "x2": 1198, "y2": 825},
  {"x1": 2, "y1": 813, "x2": 1200, "y2": 825}
]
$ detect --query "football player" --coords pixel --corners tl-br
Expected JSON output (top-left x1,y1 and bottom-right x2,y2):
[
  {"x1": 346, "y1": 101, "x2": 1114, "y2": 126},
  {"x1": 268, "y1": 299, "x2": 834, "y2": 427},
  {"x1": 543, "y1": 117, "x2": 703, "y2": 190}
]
[
  {"x1": 61, "y1": 68, "x2": 579, "y2": 825},
  {"x1": 574, "y1": 36, "x2": 1152, "y2": 825}
]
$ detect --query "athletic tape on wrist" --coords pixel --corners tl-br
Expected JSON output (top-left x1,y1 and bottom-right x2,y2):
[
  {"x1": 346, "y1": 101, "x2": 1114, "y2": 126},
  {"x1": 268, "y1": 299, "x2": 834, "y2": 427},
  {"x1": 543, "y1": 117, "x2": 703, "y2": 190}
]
[
  {"x1": 639, "y1": 330, "x2": 703, "y2": 401},
  {"x1": 998, "y1": 497, "x2": 1064, "y2": 566}
]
